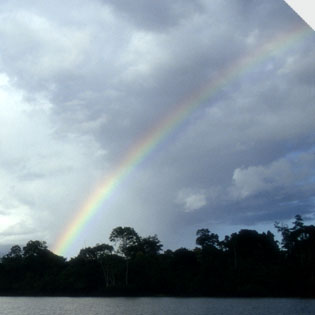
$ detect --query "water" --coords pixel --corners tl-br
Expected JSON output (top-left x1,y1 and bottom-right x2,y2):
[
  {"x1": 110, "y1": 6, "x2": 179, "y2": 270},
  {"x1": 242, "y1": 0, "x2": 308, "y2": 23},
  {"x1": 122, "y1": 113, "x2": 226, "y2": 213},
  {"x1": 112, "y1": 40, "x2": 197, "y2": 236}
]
[{"x1": 0, "y1": 297, "x2": 314, "y2": 315}]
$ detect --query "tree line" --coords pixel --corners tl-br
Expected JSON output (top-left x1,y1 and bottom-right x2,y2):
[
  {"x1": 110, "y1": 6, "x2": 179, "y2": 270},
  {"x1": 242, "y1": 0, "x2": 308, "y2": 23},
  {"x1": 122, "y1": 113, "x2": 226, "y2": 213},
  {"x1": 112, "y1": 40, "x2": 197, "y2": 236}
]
[{"x1": 0, "y1": 215, "x2": 314, "y2": 297}]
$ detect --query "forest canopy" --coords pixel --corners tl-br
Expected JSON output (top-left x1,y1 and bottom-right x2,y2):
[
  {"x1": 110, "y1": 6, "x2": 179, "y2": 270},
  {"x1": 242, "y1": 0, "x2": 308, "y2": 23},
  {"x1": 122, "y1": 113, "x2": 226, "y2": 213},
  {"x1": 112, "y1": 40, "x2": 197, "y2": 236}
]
[{"x1": 0, "y1": 215, "x2": 314, "y2": 297}]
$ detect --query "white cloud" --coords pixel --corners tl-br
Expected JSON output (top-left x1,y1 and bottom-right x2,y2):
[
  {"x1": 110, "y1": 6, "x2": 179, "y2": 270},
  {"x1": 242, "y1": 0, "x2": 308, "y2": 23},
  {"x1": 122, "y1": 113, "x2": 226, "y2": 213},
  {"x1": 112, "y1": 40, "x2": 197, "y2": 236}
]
[
  {"x1": 230, "y1": 152, "x2": 315, "y2": 199},
  {"x1": 0, "y1": 73, "x2": 107, "y2": 245},
  {"x1": 176, "y1": 189, "x2": 207, "y2": 212}
]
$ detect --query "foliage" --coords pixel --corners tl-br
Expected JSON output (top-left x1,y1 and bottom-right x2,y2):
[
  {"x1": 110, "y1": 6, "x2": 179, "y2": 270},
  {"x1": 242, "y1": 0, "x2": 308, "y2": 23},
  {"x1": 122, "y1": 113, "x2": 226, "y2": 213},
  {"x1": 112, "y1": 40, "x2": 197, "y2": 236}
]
[
  {"x1": 0, "y1": 215, "x2": 314, "y2": 297},
  {"x1": 109, "y1": 227, "x2": 141, "y2": 258},
  {"x1": 196, "y1": 229, "x2": 219, "y2": 249}
]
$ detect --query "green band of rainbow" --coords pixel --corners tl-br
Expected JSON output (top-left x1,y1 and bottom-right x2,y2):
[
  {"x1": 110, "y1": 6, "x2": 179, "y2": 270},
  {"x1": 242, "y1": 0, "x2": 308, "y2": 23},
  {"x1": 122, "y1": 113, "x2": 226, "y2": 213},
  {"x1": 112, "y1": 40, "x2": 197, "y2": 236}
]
[{"x1": 52, "y1": 24, "x2": 313, "y2": 256}]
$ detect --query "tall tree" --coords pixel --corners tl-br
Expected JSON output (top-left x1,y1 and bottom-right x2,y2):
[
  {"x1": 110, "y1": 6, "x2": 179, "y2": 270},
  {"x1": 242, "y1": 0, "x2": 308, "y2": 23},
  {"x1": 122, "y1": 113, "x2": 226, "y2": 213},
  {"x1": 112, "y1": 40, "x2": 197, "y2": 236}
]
[
  {"x1": 140, "y1": 235, "x2": 163, "y2": 256},
  {"x1": 196, "y1": 229, "x2": 219, "y2": 249},
  {"x1": 23, "y1": 240, "x2": 48, "y2": 257},
  {"x1": 109, "y1": 227, "x2": 141, "y2": 258},
  {"x1": 109, "y1": 227, "x2": 141, "y2": 287},
  {"x1": 4, "y1": 245, "x2": 22, "y2": 259}
]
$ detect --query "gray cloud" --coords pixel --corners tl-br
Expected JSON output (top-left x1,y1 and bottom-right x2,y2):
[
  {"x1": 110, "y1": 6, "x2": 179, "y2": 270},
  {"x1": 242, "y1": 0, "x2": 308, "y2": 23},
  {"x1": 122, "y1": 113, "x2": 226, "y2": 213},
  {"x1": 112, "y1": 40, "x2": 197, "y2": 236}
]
[
  {"x1": 0, "y1": 0, "x2": 314, "y2": 256},
  {"x1": 103, "y1": 0, "x2": 203, "y2": 32}
]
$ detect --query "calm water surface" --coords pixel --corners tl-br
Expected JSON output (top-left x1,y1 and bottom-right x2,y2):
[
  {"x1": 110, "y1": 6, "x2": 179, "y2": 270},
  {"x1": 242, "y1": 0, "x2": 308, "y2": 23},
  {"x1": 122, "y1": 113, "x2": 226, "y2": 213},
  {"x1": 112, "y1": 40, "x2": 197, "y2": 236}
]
[{"x1": 0, "y1": 297, "x2": 314, "y2": 315}]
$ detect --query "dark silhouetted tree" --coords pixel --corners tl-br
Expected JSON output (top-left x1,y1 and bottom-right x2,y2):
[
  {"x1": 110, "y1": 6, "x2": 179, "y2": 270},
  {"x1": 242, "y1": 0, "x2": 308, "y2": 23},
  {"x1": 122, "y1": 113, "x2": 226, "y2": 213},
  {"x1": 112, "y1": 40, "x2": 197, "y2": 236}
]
[
  {"x1": 109, "y1": 227, "x2": 141, "y2": 287},
  {"x1": 109, "y1": 227, "x2": 140, "y2": 258},
  {"x1": 196, "y1": 228, "x2": 219, "y2": 249},
  {"x1": 23, "y1": 240, "x2": 48, "y2": 257},
  {"x1": 139, "y1": 235, "x2": 163, "y2": 256}
]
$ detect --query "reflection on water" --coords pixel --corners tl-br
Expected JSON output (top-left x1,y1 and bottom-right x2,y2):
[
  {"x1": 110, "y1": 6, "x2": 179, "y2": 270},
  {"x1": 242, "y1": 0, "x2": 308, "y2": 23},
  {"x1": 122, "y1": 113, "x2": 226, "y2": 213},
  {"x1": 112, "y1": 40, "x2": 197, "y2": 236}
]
[{"x1": 0, "y1": 297, "x2": 314, "y2": 315}]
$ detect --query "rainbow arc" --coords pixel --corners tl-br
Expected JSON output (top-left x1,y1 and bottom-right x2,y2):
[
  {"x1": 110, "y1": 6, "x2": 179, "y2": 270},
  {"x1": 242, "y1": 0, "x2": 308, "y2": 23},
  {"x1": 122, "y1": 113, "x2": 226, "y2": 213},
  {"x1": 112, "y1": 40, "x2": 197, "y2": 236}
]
[{"x1": 52, "y1": 24, "x2": 313, "y2": 256}]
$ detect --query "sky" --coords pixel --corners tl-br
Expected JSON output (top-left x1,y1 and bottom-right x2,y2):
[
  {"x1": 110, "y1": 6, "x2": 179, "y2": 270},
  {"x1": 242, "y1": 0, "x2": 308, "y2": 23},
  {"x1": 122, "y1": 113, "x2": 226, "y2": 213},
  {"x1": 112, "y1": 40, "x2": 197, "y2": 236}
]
[{"x1": 0, "y1": 0, "x2": 314, "y2": 257}]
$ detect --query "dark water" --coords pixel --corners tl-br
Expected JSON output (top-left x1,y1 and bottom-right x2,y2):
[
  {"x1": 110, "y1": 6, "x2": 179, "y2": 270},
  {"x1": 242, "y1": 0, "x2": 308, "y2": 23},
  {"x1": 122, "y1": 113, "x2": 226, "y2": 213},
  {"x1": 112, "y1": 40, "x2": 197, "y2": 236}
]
[{"x1": 0, "y1": 297, "x2": 314, "y2": 315}]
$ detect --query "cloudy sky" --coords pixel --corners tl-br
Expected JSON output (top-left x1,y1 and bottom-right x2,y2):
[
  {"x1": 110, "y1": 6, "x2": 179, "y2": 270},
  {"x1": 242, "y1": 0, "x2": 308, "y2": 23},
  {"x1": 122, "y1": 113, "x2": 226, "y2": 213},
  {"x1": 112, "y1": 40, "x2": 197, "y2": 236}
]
[{"x1": 0, "y1": 0, "x2": 314, "y2": 257}]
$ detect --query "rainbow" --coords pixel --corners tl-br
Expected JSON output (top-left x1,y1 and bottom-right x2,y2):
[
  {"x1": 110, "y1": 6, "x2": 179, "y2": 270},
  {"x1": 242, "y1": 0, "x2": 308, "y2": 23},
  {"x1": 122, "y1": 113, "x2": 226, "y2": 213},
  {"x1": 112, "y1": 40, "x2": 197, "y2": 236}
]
[{"x1": 52, "y1": 24, "x2": 313, "y2": 256}]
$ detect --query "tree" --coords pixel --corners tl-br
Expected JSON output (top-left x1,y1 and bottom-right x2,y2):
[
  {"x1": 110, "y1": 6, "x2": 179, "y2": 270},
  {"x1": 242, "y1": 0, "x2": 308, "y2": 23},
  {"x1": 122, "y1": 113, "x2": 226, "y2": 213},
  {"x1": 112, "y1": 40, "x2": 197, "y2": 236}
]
[
  {"x1": 196, "y1": 228, "x2": 219, "y2": 249},
  {"x1": 275, "y1": 214, "x2": 315, "y2": 295},
  {"x1": 292, "y1": 214, "x2": 304, "y2": 230},
  {"x1": 172, "y1": 248, "x2": 199, "y2": 294},
  {"x1": 140, "y1": 235, "x2": 163, "y2": 256},
  {"x1": 109, "y1": 227, "x2": 140, "y2": 258},
  {"x1": 4, "y1": 245, "x2": 22, "y2": 259},
  {"x1": 77, "y1": 243, "x2": 115, "y2": 288},
  {"x1": 109, "y1": 227, "x2": 141, "y2": 287},
  {"x1": 275, "y1": 214, "x2": 306, "y2": 251},
  {"x1": 23, "y1": 240, "x2": 48, "y2": 257},
  {"x1": 78, "y1": 243, "x2": 114, "y2": 260}
]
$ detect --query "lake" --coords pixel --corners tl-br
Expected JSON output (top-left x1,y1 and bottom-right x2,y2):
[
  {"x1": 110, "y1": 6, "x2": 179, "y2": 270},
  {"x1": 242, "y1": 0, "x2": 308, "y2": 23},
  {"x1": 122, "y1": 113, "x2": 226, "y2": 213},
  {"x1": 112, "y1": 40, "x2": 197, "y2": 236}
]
[{"x1": 0, "y1": 297, "x2": 314, "y2": 315}]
